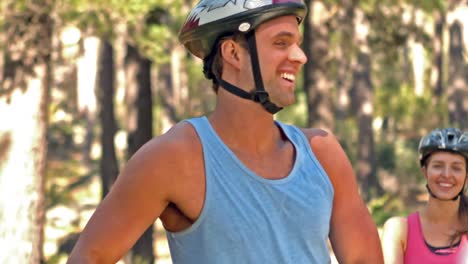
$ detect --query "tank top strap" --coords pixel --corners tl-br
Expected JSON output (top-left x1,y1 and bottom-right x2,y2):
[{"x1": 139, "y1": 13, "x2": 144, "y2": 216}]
[{"x1": 185, "y1": 116, "x2": 224, "y2": 153}]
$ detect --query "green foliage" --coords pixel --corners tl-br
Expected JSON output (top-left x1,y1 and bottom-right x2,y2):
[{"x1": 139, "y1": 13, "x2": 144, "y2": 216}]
[
  {"x1": 368, "y1": 193, "x2": 408, "y2": 226},
  {"x1": 375, "y1": 81, "x2": 442, "y2": 133},
  {"x1": 46, "y1": 119, "x2": 98, "y2": 209},
  {"x1": 376, "y1": 136, "x2": 422, "y2": 203},
  {"x1": 376, "y1": 142, "x2": 396, "y2": 170},
  {"x1": 394, "y1": 138, "x2": 422, "y2": 183},
  {"x1": 276, "y1": 87, "x2": 308, "y2": 128},
  {"x1": 186, "y1": 57, "x2": 207, "y2": 90},
  {"x1": 359, "y1": 0, "x2": 445, "y2": 15},
  {"x1": 56, "y1": 0, "x2": 183, "y2": 56},
  {"x1": 408, "y1": 0, "x2": 446, "y2": 12},
  {"x1": 183, "y1": 57, "x2": 217, "y2": 118},
  {"x1": 137, "y1": 24, "x2": 173, "y2": 63},
  {"x1": 45, "y1": 253, "x2": 68, "y2": 264},
  {"x1": 132, "y1": 255, "x2": 154, "y2": 264},
  {"x1": 335, "y1": 118, "x2": 359, "y2": 166}
]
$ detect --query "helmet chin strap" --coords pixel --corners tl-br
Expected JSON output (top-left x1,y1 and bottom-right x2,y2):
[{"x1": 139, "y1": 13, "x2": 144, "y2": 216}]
[{"x1": 216, "y1": 30, "x2": 283, "y2": 114}]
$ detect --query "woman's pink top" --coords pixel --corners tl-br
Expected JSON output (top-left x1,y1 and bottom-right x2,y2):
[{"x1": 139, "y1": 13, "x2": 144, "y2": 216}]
[{"x1": 404, "y1": 212, "x2": 467, "y2": 264}]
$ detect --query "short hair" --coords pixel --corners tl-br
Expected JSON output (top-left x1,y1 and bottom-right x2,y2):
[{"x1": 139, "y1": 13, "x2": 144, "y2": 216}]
[{"x1": 206, "y1": 33, "x2": 248, "y2": 93}]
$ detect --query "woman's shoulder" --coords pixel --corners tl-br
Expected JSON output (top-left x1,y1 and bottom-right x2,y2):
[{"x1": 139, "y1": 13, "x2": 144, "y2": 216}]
[
  {"x1": 383, "y1": 216, "x2": 408, "y2": 231},
  {"x1": 382, "y1": 216, "x2": 409, "y2": 251}
]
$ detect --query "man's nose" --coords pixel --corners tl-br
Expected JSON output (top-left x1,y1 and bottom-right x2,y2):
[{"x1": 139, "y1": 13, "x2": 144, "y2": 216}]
[{"x1": 289, "y1": 45, "x2": 307, "y2": 64}]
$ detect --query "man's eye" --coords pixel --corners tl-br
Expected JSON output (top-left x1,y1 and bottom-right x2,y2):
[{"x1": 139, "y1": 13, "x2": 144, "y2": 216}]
[{"x1": 274, "y1": 41, "x2": 287, "y2": 47}]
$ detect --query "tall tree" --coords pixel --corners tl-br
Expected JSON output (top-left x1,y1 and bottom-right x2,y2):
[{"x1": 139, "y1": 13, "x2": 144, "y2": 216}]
[
  {"x1": 98, "y1": 40, "x2": 119, "y2": 199},
  {"x1": 351, "y1": 8, "x2": 382, "y2": 201},
  {"x1": 303, "y1": 0, "x2": 334, "y2": 130},
  {"x1": 157, "y1": 61, "x2": 179, "y2": 133},
  {"x1": 447, "y1": 20, "x2": 467, "y2": 130},
  {"x1": 0, "y1": 1, "x2": 53, "y2": 262},
  {"x1": 125, "y1": 44, "x2": 155, "y2": 264},
  {"x1": 334, "y1": 0, "x2": 355, "y2": 122},
  {"x1": 77, "y1": 34, "x2": 101, "y2": 166},
  {"x1": 431, "y1": 10, "x2": 444, "y2": 99}
]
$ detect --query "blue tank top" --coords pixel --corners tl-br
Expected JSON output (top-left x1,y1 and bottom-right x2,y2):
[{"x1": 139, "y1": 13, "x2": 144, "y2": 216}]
[{"x1": 166, "y1": 116, "x2": 334, "y2": 264}]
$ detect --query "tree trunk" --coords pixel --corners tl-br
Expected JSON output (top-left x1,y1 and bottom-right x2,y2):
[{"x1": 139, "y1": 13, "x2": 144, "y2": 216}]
[
  {"x1": 170, "y1": 45, "x2": 189, "y2": 118},
  {"x1": 431, "y1": 11, "x2": 444, "y2": 98},
  {"x1": 335, "y1": 0, "x2": 355, "y2": 122},
  {"x1": 447, "y1": 20, "x2": 468, "y2": 130},
  {"x1": 98, "y1": 40, "x2": 119, "y2": 199},
  {"x1": 351, "y1": 9, "x2": 382, "y2": 201},
  {"x1": 77, "y1": 35, "x2": 100, "y2": 166},
  {"x1": 0, "y1": 2, "x2": 52, "y2": 262},
  {"x1": 125, "y1": 44, "x2": 155, "y2": 264},
  {"x1": 303, "y1": 0, "x2": 334, "y2": 130},
  {"x1": 0, "y1": 24, "x2": 4, "y2": 83},
  {"x1": 410, "y1": 39, "x2": 425, "y2": 97},
  {"x1": 157, "y1": 62, "x2": 179, "y2": 133}
]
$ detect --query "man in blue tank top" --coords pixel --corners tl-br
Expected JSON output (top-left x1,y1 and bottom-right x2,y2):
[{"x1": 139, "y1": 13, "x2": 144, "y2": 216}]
[{"x1": 68, "y1": 0, "x2": 384, "y2": 263}]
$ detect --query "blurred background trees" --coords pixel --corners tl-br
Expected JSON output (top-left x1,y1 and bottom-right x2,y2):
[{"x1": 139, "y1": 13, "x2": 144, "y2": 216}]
[{"x1": 0, "y1": 0, "x2": 466, "y2": 263}]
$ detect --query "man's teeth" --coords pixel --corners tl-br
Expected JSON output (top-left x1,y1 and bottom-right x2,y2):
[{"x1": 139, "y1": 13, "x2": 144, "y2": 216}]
[{"x1": 281, "y1": 73, "x2": 295, "y2": 81}]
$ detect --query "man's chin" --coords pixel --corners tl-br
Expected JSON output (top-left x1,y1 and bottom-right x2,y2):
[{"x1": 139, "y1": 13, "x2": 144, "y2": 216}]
[{"x1": 275, "y1": 98, "x2": 296, "y2": 109}]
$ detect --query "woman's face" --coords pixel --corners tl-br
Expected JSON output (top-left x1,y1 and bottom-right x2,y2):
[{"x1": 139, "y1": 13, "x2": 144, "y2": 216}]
[{"x1": 423, "y1": 151, "x2": 467, "y2": 200}]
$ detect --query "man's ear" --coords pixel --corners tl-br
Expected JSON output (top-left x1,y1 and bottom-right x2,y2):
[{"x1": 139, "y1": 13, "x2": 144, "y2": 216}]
[{"x1": 220, "y1": 39, "x2": 241, "y2": 69}]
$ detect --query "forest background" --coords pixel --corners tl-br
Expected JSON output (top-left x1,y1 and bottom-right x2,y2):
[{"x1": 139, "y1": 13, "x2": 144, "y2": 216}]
[{"x1": 0, "y1": 0, "x2": 467, "y2": 263}]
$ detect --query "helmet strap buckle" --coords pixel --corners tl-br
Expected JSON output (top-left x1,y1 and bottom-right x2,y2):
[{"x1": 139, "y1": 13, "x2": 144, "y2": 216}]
[{"x1": 252, "y1": 91, "x2": 269, "y2": 104}]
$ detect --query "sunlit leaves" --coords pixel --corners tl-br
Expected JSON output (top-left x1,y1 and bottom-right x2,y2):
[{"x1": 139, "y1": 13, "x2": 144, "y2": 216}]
[
  {"x1": 0, "y1": 0, "x2": 190, "y2": 63},
  {"x1": 137, "y1": 25, "x2": 173, "y2": 64}
]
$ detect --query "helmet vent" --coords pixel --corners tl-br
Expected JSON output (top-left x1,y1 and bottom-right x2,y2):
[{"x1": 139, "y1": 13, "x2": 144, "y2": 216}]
[{"x1": 447, "y1": 133, "x2": 455, "y2": 142}]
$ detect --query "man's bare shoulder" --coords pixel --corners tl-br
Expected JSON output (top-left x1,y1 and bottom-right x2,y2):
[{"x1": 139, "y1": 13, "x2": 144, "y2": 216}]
[
  {"x1": 123, "y1": 121, "x2": 201, "y2": 181},
  {"x1": 299, "y1": 127, "x2": 338, "y2": 150},
  {"x1": 138, "y1": 121, "x2": 199, "y2": 159},
  {"x1": 300, "y1": 127, "x2": 329, "y2": 138},
  {"x1": 298, "y1": 127, "x2": 354, "y2": 187}
]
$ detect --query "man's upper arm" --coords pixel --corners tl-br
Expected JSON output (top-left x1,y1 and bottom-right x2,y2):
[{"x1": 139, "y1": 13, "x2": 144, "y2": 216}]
[
  {"x1": 68, "y1": 126, "x2": 188, "y2": 263},
  {"x1": 305, "y1": 128, "x2": 384, "y2": 263}
]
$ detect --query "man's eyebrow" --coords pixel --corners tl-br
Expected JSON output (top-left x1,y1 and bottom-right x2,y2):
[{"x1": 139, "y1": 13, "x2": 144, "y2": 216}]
[{"x1": 273, "y1": 31, "x2": 303, "y2": 44}]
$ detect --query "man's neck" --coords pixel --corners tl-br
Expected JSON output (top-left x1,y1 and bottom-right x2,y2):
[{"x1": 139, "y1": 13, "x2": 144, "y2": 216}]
[{"x1": 208, "y1": 99, "x2": 283, "y2": 155}]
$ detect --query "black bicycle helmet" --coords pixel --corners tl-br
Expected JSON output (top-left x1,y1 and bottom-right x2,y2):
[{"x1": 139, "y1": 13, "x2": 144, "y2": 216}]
[
  {"x1": 418, "y1": 128, "x2": 468, "y2": 167},
  {"x1": 418, "y1": 128, "x2": 468, "y2": 201},
  {"x1": 178, "y1": 0, "x2": 307, "y2": 114}
]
